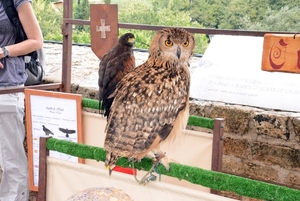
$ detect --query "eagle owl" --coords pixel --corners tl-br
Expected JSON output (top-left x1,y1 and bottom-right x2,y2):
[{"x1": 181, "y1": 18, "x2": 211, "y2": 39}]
[
  {"x1": 98, "y1": 33, "x2": 136, "y2": 118},
  {"x1": 104, "y1": 28, "x2": 195, "y2": 175}
]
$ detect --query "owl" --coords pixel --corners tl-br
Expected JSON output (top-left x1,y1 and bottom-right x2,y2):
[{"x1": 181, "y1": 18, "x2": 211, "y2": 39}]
[
  {"x1": 98, "y1": 33, "x2": 136, "y2": 118},
  {"x1": 104, "y1": 28, "x2": 195, "y2": 178}
]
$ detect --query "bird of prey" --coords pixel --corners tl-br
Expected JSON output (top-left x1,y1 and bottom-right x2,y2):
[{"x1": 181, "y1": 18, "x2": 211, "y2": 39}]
[
  {"x1": 104, "y1": 28, "x2": 195, "y2": 182},
  {"x1": 42, "y1": 125, "x2": 54, "y2": 136},
  {"x1": 58, "y1": 127, "x2": 76, "y2": 138},
  {"x1": 98, "y1": 33, "x2": 136, "y2": 118}
]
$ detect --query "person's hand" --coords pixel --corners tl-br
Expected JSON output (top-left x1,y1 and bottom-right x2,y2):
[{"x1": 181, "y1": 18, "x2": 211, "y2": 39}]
[{"x1": 0, "y1": 48, "x2": 4, "y2": 68}]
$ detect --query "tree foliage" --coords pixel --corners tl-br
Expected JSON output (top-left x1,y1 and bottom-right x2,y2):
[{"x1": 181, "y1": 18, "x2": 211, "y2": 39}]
[
  {"x1": 241, "y1": 6, "x2": 300, "y2": 32},
  {"x1": 189, "y1": 0, "x2": 300, "y2": 32},
  {"x1": 32, "y1": 0, "x2": 63, "y2": 41},
  {"x1": 74, "y1": 0, "x2": 90, "y2": 31},
  {"x1": 34, "y1": 0, "x2": 300, "y2": 54},
  {"x1": 117, "y1": 0, "x2": 209, "y2": 53}
]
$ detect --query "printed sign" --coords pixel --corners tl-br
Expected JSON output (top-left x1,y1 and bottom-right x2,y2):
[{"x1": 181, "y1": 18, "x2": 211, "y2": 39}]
[
  {"x1": 25, "y1": 89, "x2": 83, "y2": 191},
  {"x1": 190, "y1": 35, "x2": 300, "y2": 112}
]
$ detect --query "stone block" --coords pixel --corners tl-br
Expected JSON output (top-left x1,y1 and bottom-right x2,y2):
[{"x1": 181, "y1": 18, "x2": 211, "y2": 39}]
[
  {"x1": 189, "y1": 101, "x2": 206, "y2": 117},
  {"x1": 251, "y1": 142, "x2": 300, "y2": 169},
  {"x1": 222, "y1": 158, "x2": 277, "y2": 200},
  {"x1": 252, "y1": 113, "x2": 290, "y2": 140},
  {"x1": 190, "y1": 102, "x2": 252, "y2": 135},
  {"x1": 210, "y1": 105, "x2": 251, "y2": 134},
  {"x1": 244, "y1": 161, "x2": 279, "y2": 183},
  {"x1": 224, "y1": 138, "x2": 251, "y2": 159},
  {"x1": 292, "y1": 118, "x2": 300, "y2": 142},
  {"x1": 284, "y1": 172, "x2": 300, "y2": 189},
  {"x1": 222, "y1": 156, "x2": 246, "y2": 175}
]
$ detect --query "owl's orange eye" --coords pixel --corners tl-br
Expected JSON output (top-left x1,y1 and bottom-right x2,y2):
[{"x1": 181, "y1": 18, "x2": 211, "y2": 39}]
[
  {"x1": 183, "y1": 41, "x2": 189, "y2": 47},
  {"x1": 165, "y1": 40, "x2": 173, "y2": 47}
]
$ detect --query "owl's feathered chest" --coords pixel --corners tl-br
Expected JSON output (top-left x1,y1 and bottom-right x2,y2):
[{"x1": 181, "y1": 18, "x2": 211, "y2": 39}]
[
  {"x1": 106, "y1": 58, "x2": 190, "y2": 140},
  {"x1": 114, "y1": 59, "x2": 190, "y2": 100}
]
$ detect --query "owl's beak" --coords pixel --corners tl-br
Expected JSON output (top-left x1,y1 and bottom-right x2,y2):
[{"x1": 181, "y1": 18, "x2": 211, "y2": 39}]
[{"x1": 176, "y1": 47, "x2": 181, "y2": 59}]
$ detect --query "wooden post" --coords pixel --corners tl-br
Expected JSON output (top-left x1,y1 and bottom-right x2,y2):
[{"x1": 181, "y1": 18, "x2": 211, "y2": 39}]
[
  {"x1": 61, "y1": 0, "x2": 73, "y2": 93},
  {"x1": 36, "y1": 136, "x2": 51, "y2": 201},
  {"x1": 210, "y1": 118, "x2": 225, "y2": 195}
]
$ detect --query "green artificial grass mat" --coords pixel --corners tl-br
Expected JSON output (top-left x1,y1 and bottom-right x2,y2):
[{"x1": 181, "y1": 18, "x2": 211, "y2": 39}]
[
  {"x1": 47, "y1": 137, "x2": 300, "y2": 201},
  {"x1": 82, "y1": 98, "x2": 214, "y2": 129},
  {"x1": 82, "y1": 98, "x2": 99, "y2": 110}
]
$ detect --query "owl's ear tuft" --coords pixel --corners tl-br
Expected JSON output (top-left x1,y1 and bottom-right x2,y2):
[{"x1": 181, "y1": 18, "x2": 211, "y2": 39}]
[{"x1": 149, "y1": 30, "x2": 165, "y2": 56}]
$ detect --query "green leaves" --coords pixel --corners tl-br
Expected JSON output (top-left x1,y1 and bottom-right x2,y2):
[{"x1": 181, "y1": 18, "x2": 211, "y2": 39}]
[{"x1": 34, "y1": 0, "x2": 300, "y2": 54}]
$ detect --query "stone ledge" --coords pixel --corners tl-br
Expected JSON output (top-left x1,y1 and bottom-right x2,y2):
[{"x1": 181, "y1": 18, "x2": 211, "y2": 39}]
[
  {"x1": 189, "y1": 100, "x2": 300, "y2": 147},
  {"x1": 224, "y1": 138, "x2": 300, "y2": 170}
]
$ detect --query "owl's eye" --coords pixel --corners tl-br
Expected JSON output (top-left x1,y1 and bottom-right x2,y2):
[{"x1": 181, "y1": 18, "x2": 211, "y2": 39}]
[
  {"x1": 183, "y1": 41, "x2": 189, "y2": 47},
  {"x1": 165, "y1": 40, "x2": 173, "y2": 47}
]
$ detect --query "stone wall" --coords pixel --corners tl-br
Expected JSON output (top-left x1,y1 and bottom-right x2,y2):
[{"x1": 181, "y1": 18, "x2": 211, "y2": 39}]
[
  {"x1": 42, "y1": 42, "x2": 300, "y2": 200},
  {"x1": 189, "y1": 100, "x2": 300, "y2": 200}
]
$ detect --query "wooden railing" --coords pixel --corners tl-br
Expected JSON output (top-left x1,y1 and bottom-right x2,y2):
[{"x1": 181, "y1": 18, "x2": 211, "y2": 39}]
[{"x1": 0, "y1": 83, "x2": 62, "y2": 94}]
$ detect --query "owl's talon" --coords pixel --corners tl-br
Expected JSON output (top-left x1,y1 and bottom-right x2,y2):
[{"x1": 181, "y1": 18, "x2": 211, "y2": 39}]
[
  {"x1": 152, "y1": 157, "x2": 158, "y2": 164},
  {"x1": 159, "y1": 155, "x2": 170, "y2": 171},
  {"x1": 153, "y1": 152, "x2": 170, "y2": 171},
  {"x1": 154, "y1": 152, "x2": 165, "y2": 162}
]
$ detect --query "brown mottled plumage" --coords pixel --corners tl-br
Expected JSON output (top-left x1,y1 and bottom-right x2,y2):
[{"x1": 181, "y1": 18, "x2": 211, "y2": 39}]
[
  {"x1": 104, "y1": 28, "x2": 195, "y2": 174},
  {"x1": 98, "y1": 33, "x2": 136, "y2": 118}
]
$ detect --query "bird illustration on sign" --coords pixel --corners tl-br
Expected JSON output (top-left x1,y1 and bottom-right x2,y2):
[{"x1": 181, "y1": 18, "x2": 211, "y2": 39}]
[
  {"x1": 59, "y1": 127, "x2": 76, "y2": 138},
  {"x1": 42, "y1": 125, "x2": 54, "y2": 136}
]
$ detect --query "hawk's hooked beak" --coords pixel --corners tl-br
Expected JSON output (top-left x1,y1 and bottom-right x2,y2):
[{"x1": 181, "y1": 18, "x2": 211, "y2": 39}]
[
  {"x1": 176, "y1": 47, "x2": 181, "y2": 59},
  {"x1": 128, "y1": 38, "x2": 135, "y2": 44}
]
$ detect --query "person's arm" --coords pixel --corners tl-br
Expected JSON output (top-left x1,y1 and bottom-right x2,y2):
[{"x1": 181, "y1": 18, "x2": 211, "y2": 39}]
[{"x1": 0, "y1": 2, "x2": 43, "y2": 68}]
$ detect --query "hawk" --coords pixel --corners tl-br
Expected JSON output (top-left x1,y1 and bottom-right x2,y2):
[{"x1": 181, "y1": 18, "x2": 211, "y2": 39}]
[
  {"x1": 104, "y1": 28, "x2": 195, "y2": 182},
  {"x1": 98, "y1": 33, "x2": 136, "y2": 118},
  {"x1": 42, "y1": 125, "x2": 54, "y2": 136}
]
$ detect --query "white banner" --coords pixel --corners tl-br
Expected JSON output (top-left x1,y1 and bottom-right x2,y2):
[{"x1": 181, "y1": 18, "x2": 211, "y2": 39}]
[{"x1": 190, "y1": 35, "x2": 300, "y2": 112}]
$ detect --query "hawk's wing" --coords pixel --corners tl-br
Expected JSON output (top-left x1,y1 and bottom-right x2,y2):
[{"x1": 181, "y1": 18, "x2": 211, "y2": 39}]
[
  {"x1": 101, "y1": 51, "x2": 135, "y2": 117},
  {"x1": 98, "y1": 52, "x2": 110, "y2": 101},
  {"x1": 104, "y1": 62, "x2": 189, "y2": 158}
]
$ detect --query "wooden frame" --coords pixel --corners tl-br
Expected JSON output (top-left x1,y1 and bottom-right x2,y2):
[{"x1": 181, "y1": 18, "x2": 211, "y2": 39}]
[{"x1": 24, "y1": 89, "x2": 83, "y2": 191}]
